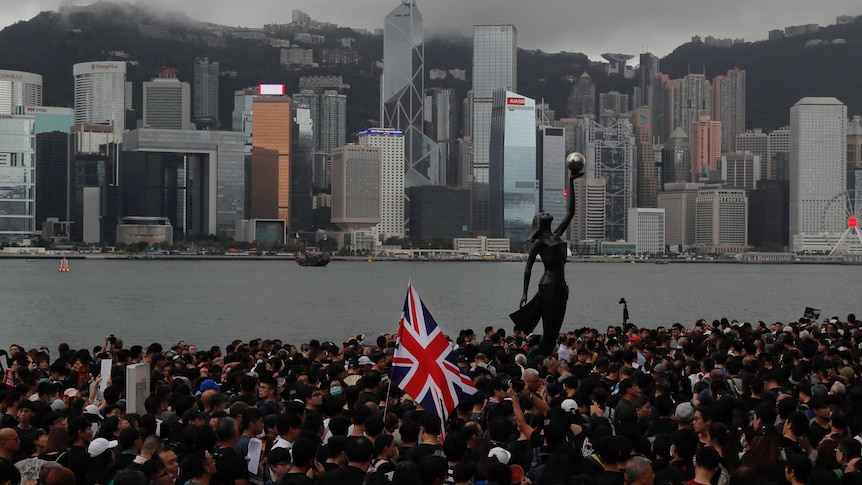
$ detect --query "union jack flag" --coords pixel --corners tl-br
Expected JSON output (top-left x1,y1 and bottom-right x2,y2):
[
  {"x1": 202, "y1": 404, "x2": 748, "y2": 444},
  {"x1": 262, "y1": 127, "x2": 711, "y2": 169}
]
[{"x1": 391, "y1": 283, "x2": 476, "y2": 428}]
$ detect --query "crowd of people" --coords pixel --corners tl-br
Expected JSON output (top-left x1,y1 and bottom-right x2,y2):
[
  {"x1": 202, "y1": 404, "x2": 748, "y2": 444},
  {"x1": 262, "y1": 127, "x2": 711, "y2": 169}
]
[{"x1": 1, "y1": 314, "x2": 862, "y2": 485}]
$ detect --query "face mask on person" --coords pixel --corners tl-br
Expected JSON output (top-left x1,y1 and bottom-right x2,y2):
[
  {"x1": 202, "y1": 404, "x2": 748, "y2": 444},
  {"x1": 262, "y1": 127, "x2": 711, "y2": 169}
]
[{"x1": 330, "y1": 386, "x2": 343, "y2": 396}]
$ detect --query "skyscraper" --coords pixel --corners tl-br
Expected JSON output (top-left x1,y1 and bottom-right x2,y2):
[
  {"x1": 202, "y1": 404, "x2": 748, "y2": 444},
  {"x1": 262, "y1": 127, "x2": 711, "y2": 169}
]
[
  {"x1": 790, "y1": 97, "x2": 847, "y2": 251},
  {"x1": 193, "y1": 57, "x2": 219, "y2": 128},
  {"x1": 73, "y1": 61, "x2": 127, "y2": 133},
  {"x1": 735, "y1": 129, "x2": 768, "y2": 179},
  {"x1": 0, "y1": 70, "x2": 42, "y2": 114},
  {"x1": 690, "y1": 116, "x2": 721, "y2": 182},
  {"x1": 598, "y1": 91, "x2": 629, "y2": 115},
  {"x1": 538, "y1": 126, "x2": 567, "y2": 231},
  {"x1": 637, "y1": 53, "x2": 659, "y2": 108},
  {"x1": 567, "y1": 72, "x2": 595, "y2": 118},
  {"x1": 695, "y1": 188, "x2": 748, "y2": 253},
  {"x1": 251, "y1": 96, "x2": 292, "y2": 223},
  {"x1": 632, "y1": 107, "x2": 656, "y2": 207},
  {"x1": 663, "y1": 128, "x2": 691, "y2": 185},
  {"x1": 672, "y1": 73, "x2": 711, "y2": 139},
  {"x1": 721, "y1": 152, "x2": 760, "y2": 190},
  {"x1": 143, "y1": 70, "x2": 191, "y2": 130},
  {"x1": 0, "y1": 114, "x2": 35, "y2": 242},
  {"x1": 712, "y1": 68, "x2": 746, "y2": 153},
  {"x1": 331, "y1": 145, "x2": 382, "y2": 231},
  {"x1": 359, "y1": 129, "x2": 405, "y2": 239},
  {"x1": 293, "y1": 90, "x2": 347, "y2": 155},
  {"x1": 585, "y1": 116, "x2": 636, "y2": 241},
  {"x1": 472, "y1": 24, "x2": 517, "y2": 235},
  {"x1": 489, "y1": 90, "x2": 536, "y2": 245},
  {"x1": 382, "y1": 0, "x2": 439, "y2": 190},
  {"x1": 650, "y1": 73, "x2": 674, "y2": 143}
]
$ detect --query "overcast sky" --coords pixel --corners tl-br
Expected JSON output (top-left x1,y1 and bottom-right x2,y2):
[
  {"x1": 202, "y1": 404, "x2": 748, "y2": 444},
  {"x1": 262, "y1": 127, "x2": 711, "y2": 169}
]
[{"x1": 2, "y1": 0, "x2": 861, "y2": 61}]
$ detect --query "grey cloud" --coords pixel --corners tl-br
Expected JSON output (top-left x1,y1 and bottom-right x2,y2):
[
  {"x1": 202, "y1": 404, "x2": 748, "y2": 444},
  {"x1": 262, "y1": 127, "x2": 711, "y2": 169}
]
[{"x1": 2, "y1": 0, "x2": 860, "y2": 61}]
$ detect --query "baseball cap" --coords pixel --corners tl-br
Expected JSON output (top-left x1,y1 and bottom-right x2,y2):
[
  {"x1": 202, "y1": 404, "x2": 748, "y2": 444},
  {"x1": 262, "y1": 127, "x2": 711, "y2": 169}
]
[
  {"x1": 199, "y1": 379, "x2": 221, "y2": 393},
  {"x1": 561, "y1": 398, "x2": 578, "y2": 415},
  {"x1": 675, "y1": 402, "x2": 694, "y2": 424},
  {"x1": 358, "y1": 356, "x2": 374, "y2": 366}
]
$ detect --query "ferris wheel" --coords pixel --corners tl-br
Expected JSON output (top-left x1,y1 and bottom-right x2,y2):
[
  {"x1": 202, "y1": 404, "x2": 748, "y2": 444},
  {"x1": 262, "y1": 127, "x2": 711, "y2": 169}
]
[{"x1": 818, "y1": 189, "x2": 862, "y2": 255}]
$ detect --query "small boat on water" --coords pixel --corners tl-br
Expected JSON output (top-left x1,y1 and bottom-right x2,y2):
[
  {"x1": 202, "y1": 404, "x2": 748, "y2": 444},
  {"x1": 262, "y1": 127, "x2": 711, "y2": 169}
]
[
  {"x1": 295, "y1": 249, "x2": 330, "y2": 267},
  {"x1": 58, "y1": 257, "x2": 70, "y2": 272},
  {"x1": 655, "y1": 260, "x2": 669, "y2": 265}
]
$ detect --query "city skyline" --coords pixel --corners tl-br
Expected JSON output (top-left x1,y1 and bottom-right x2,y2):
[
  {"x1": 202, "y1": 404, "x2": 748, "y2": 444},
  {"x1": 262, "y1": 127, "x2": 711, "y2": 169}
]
[{"x1": 1, "y1": 0, "x2": 860, "y2": 61}]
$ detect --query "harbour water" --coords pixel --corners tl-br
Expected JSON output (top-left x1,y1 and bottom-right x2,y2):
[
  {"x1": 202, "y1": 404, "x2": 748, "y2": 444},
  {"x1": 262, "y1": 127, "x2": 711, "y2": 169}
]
[{"x1": 1, "y1": 259, "x2": 860, "y2": 350}]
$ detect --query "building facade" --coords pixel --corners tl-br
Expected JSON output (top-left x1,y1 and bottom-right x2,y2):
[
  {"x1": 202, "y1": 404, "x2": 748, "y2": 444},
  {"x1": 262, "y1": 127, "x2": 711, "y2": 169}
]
[
  {"x1": 0, "y1": 70, "x2": 42, "y2": 114},
  {"x1": 672, "y1": 73, "x2": 712, "y2": 139},
  {"x1": 567, "y1": 72, "x2": 595, "y2": 118},
  {"x1": 0, "y1": 115, "x2": 36, "y2": 242},
  {"x1": 627, "y1": 208, "x2": 665, "y2": 254},
  {"x1": 489, "y1": 90, "x2": 536, "y2": 246},
  {"x1": 735, "y1": 129, "x2": 769, "y2": 179},
  {"x1": 359, "y1": 128, "x2": 405, "y2": 239},
  {"x1": 695, "y1": 188, "x2": 749, "y2": 253},
  {"x1": 73, "y1": 62, "x2": 127, "y2": 133},
  {"x1": 712, "y1": 68, "x2": 746, "y2": 153},
  {"x1": 331, "y1": 145, "x2": 382, "y2": 231},
  {"x1": 585, "y1": 116, "x2": 636, "y2": 241},
  {"x1": 658, "y1": 182, "x2": 704, "y2": 248},
  {"x1": 382, "y1": 0, "x2": 439, "y2": 190},
  {"x1": 251, "y1": 96, "x2": 292, "y2": 223},
  {"x1": 538, "y1": 126, "x2": 567, "y2": 232},
  {"x1": 143, "y1": 72, "x2": 191, "y2": 130},
  {"x1": 690, "y1": 116, "x2": 721, "y2": 182},
  {"x1": 472, "y1": 24, "x2": 517, "y2": 235},
  {"x1": 790, "y1": 97, "x2": 847, "y2": 251},
  {"x1": 722, "y1": 152, "x2": 761, "y2": 190},
  {"x1": 632, "y1": 107, "x2": 656, "y2": 207},
  {"x1": 193, "y1": 57, "x2": 219, "y2": 127}
]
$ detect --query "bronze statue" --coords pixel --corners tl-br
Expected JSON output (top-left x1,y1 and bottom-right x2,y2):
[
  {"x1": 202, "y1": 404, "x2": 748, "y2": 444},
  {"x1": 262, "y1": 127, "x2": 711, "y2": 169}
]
[{"x1": 510, "y1": 153, "x2": 585, "y2": 358}]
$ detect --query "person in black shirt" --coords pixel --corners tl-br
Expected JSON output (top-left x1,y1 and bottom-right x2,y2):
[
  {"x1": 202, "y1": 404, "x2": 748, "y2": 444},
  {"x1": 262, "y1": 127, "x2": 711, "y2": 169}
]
[
  {"x1": 67, "y1": 417, "x2": 92, "y2": 485},
  {"x1": 212, "y1": 417, "x2": 249, "y2": 485},
  {"x1": 317, "y1": 436, "x2": 373, "y2": 485}
]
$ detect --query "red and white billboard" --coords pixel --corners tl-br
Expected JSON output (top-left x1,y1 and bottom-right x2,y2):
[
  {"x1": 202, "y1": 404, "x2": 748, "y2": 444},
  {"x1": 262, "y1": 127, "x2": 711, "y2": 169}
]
[
  {"x1": 258, "y1": 84, "x2": 285, "y2": 95},
  {"x1": 506, "y1": 97, "x2": 525, "y2": 106}
]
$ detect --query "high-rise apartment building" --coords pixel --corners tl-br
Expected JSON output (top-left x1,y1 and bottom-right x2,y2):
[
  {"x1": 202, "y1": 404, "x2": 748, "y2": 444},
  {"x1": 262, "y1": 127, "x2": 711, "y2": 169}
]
[
  {"x1": 790, "y1": 97, "x2": 847, "y2": 251},
  {"x1": 0, "y1": 70, "x2": 42, "y2": 114},
  {"x1": 382, "y1": 0, "x2": 439, "y2": 190},
  {"x1": 193, "y1": 57, "x2": 219, "y2": 127},
  {"x1": 251, "y1": 96, "x2": 292, "y2": 223},
  {"x1": 0, "y1": 114, "x2": 36, "y2": 242},
  {"x1": 585, "y1": 116, "x2": 636, "y2": 241},
  {"x1": 359, "y1": 129, "x2": 405, "y2": 239},
  {"x1": 695, "y1": 188, "x2": 748, "y2": 253},
  {"x1": 632, "y1": 107, "x2": 656, "y2": 207},
  {"x1": 489, "y1": 90, "x2": 536, "y2": 245},
  {"x1": 567, "y1": 72, "x2": 595, "y2": 118},
  {"x1": 650, "y1": 73, "x2": 674, "y2": 143},
  {"x1": 472, "y1": 24, "x2": 517, "y2": 234},
  {"x1": 672, "y1": 73, "x2": 711, "y2": 139},
  {"x1": 712, "y1": 68, "x2": 746, "y2": 153},
  {"x1": 73, "y1": 61, "x2": 127, "y2": 133},
  {"x1": 690, "y1": 116, "x2": 722, "y2": 182},
  {"x1": 143, "y1": 70, "x2": 191, "y2": 130},
  {"x1": 67, "y1": 124, "x2": 119, "y2": 243}
]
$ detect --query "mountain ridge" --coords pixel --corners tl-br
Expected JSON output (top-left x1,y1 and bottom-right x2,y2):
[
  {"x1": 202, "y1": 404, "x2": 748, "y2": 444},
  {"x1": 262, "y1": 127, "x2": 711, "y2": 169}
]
[{"x1": 1, "y1": 2, "x2": 860, "y2": 136}]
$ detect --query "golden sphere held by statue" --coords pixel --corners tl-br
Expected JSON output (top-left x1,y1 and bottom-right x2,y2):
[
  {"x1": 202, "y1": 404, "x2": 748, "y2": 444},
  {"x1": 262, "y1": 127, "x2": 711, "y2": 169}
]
[{"x1": 566, "y1": 152, "x2": 585, "y2": 174}]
